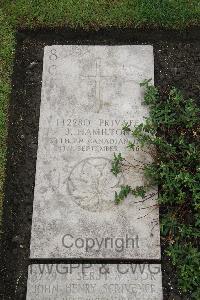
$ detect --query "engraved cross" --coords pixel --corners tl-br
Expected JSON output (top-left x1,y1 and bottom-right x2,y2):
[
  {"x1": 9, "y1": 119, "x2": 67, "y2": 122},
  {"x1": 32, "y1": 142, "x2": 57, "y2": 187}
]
[
  {"x1": 81, "y1": 58, "x2": 112, "y2": 113},
  {"x1": 81, "y1": 59, "x2": 140, "y2": 113}
]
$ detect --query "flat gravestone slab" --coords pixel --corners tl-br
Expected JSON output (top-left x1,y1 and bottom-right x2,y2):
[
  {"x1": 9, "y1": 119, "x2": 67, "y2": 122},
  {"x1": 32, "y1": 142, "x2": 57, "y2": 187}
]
[
  {"x1": 30, "y1": 45, "x2": 160, "y2": 259},
  {"x1": 26, "y1": 264, "x2": 163, "y2": 300}
]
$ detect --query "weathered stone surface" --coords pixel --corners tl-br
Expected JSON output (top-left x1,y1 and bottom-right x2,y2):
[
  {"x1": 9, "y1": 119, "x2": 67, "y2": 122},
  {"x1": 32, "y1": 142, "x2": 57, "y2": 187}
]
[
  {"x1": 26, "y1": 264, "x2": 163, "y2": 300},
  {"x1": 30, "y1": 45, "x2": 160, "y2": 259}
]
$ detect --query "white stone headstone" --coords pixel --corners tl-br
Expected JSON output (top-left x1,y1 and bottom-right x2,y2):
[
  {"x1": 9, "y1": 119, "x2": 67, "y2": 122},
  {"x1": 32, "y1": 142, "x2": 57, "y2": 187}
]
[
  {"x1": 26, "y1": 264, "x2": 163, "y2": 300},
  {"x1": 30, "y1": 45, "x2": 160, "y2": 259}
]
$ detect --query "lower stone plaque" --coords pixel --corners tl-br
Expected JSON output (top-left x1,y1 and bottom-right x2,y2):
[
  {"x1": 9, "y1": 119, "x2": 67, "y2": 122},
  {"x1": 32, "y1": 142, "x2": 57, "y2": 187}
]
[{"x1": 26, "y1": 263, "x2": 163, "y2": 300}]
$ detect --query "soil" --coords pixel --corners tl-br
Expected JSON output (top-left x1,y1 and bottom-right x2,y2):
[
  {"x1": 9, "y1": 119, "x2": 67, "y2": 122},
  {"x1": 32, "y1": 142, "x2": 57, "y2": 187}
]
[{"x1": 0, "y1": 28, "x2": 200, "y2": 300}]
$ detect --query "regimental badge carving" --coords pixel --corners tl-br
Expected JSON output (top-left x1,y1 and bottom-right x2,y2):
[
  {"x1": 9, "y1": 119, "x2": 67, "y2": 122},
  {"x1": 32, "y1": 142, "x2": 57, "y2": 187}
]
[{"x1": 67, "y1": 157, "x2": 124, "y2": 212}]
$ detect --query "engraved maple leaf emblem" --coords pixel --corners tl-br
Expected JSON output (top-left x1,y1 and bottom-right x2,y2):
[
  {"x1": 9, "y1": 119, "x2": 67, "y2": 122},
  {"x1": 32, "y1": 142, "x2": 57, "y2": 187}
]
[{"x1": 68, "y1": 157, "x2": 123, "y2": 212}]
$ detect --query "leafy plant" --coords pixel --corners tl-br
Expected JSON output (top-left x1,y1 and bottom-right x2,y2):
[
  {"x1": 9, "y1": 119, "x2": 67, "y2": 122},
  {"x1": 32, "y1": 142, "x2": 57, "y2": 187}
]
[
  {"x1": 166, "y1": 243, "x2": 200, "y2": 299},
  {"x1": 111, "y1": 153, "x2": 124, "y2": 176},
  {"x1": 111, "y1": 80, "x2": 200, "y2": 298},
  {"x1": 114, "y1": 185, "x2": 146, "y2": 204}
]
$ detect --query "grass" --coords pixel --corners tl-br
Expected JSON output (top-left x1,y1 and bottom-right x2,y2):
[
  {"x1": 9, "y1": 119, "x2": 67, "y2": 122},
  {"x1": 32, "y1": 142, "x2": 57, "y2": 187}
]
[
  {"x1": 0, "y1": 0, "x2": 199, "y2": 297},
  {"x1": 0, "y1": 9, "x2": 15, "y2": 225},
  {"x1": 1, "y1": 0, "x2": 200, "y2": 29}
]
